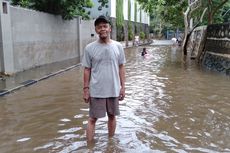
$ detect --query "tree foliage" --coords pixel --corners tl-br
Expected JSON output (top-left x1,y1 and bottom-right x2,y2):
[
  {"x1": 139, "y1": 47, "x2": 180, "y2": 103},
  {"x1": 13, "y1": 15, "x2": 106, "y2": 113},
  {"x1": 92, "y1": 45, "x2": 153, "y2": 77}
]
[
  {"x1": 10, "y1": 0, "x2": 108, "y2": 20},
  {"x1": 201, "y1": 0, "x2": 229, "y2": 24},
  {"x1": 116, "y1": 0, "x2": 124, "y2": 41},
  {"x1": 137, "y1": 0, "x2": 186, "y2": 36},
  {"x1": 116, "y1": 0, "x2": 124, "y2": 28},
  {"x1": 188, "y1": 0, "x2": 229, "y2": 24},
  {"x1": 137, "y1": 0, "x2": 229, "y2": 55},
  {"x1": 137, "y1": 0, "x2": 230, "y2": 30},
  {"x1": 222, "y1": 2, "x2": 230, "y2": 22},
  {"x1": 128, "y1": 0, "x2": 133, "y2": 40}
]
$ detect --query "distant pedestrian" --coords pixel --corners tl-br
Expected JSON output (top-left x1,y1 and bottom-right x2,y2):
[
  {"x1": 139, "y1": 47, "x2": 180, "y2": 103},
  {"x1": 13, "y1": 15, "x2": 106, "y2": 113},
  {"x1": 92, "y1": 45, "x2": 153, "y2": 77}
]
[
  {"x1": 141, "y1": 47, "x2": 147, "y2": 56},
  {"x1": 177, "y1": 36, "x2": 182, "y2": 46},
  {"x1": 171, "y1": 37, "x2": 177, "y2": 44},
  {"x1": 82, "y1": 15, "x2": 126, "y2": 142},
  {"x1": 134, "y1": 35, "x2": 139, "y2": 46}
]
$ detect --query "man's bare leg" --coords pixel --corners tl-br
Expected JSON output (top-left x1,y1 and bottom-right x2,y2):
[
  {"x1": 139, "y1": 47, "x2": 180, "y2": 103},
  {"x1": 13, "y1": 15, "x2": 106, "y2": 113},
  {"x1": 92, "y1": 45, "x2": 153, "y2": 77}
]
[
  {"x1": 108, "y1": 114, "x2": 116, "y2": 137},
  {"x1": 86, "y1": 117, "x2": 97, "y2": 142}
]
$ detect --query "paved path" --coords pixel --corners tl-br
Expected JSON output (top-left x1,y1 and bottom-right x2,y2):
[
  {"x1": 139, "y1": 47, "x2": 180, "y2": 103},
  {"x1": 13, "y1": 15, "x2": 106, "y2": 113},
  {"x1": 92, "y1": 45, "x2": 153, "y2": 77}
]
[{"x1": 151, "y1": 40, "x2": 175, "y2": 46}]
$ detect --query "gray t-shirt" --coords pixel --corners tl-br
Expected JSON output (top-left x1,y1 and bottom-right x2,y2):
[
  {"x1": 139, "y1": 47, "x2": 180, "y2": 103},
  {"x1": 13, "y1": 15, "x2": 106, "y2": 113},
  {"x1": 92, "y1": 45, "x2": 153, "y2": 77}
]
[{"x1": 82, "y1": 40, "x2": 126, "y2": 98}]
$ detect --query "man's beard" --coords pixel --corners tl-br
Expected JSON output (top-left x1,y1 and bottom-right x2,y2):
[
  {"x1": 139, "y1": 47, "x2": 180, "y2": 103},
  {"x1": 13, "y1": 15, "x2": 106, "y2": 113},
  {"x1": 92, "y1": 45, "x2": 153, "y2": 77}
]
[{"x1": 99, "y1": 34, "x2": 108, "y2": 40}]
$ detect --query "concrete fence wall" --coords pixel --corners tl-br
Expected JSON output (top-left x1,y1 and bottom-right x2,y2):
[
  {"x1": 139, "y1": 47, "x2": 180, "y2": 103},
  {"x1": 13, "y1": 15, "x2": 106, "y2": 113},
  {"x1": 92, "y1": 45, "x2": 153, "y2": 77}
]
[
  {"x1": 110, "y1": 17, "x2": 150, "y2": 42},
  {"x1": 202, "y1": 23, "x2": 230, "y2": 75},
  {"x1": 81, "y1": 20, "x2": 97, "y2": 57},
  {"x1": 188, "y1": 26, "x2": 207, "y2": 60},
  {"x1": 0, "y1": 0, "x2": 96, "y2": 74},
  {"x1": 0, "y1": 1, "x2": 149, "y2": 74},
  {"x1": 10, "y1": 6, "x2": 81, "y2": 72},
  {"x1": 0, "y1": 0, "x2": 14, "y2": 73},
  {"x1": 187, "y1": 23, "x2": 230, "y2": 75}
]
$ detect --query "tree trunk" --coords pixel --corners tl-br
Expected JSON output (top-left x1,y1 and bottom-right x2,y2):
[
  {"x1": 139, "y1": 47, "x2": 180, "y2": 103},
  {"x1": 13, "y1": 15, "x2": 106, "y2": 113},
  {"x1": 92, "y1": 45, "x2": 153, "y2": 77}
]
[
  {"x1": 208, "y1": 0, "x2": 228, "y2": 24},
  {"x1": 182, "y1": 7, "x2": 190, "y2": 56},
  {"x1": 182, "y1": 0, "x2": 202, "y2": 55},
  {"x1": 183, "y1": 7, "x2": 207, "y2": 57},
  {"x1": 125, "y1": 22, "x2": 129, "y2": 47},
  {"x1": 208, "y1": 0, "x2": 212, "y2": 24}
]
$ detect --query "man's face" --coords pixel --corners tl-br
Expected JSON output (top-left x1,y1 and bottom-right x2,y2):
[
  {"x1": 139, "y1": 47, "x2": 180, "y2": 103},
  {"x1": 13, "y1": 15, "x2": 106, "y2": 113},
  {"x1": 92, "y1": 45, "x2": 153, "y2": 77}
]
[{"x1": 95, "y1": 22, "x2": 111, "y2": 40}]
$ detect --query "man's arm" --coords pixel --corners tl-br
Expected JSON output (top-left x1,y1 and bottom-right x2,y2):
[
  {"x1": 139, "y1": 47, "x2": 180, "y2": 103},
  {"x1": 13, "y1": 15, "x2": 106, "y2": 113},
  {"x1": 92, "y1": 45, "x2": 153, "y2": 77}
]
[
  {"x1": 83, "y1": 67, "x2": 91, "y2": 103},
  {"x1": 119, "y1": 64, "x2": 125, "y2": 101}
]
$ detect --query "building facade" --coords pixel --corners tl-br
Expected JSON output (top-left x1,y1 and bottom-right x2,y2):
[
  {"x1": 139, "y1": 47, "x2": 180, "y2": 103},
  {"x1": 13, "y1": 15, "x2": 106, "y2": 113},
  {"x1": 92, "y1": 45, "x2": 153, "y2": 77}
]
[
  {"x1": 86, "y1": 0, "x2": 150, "y2": 41},
  {"x1": 87, "y1": 0, "x2": 149, "y2": 24}
]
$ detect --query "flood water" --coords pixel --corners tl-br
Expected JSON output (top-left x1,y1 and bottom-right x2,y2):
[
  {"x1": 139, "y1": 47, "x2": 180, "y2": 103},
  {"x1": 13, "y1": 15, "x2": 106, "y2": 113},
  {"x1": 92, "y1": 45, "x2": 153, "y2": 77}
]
[{"x1": 0, "y1": 45, "x2": 229, "y2": 153}]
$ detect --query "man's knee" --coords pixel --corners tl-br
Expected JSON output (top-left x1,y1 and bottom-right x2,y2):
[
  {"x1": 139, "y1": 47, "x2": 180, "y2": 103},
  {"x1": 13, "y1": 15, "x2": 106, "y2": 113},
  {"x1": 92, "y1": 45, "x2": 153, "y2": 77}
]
[
  {"x1": 88, "y1": 118, "x2": 97, "y2": 124},
  {"x1": 108, "y1": 114, "x2": 116, "y2": 121}
]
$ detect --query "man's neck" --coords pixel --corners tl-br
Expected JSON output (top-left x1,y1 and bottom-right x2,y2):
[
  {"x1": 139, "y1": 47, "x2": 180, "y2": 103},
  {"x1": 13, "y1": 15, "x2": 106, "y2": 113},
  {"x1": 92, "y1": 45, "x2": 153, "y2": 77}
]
[{"x1": 99, "y1": 38, "x2": 111, "y2": 44}]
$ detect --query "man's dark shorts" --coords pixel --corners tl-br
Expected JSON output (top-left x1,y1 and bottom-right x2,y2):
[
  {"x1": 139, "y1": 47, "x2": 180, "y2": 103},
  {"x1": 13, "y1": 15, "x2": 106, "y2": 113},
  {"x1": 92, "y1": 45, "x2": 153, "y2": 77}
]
[{"x1": 89, "y1": 97, "x2": 120, "y2": 118}]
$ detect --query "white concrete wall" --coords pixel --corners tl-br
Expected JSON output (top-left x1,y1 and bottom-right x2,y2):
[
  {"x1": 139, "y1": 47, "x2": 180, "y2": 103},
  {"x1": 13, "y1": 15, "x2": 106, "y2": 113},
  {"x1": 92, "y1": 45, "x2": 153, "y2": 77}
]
[
  {"x1": 137, "y1": 4, "x2": 140, "y2": 23},
  {"x1": 10, "y1": 6, "x2": 80, "y2": 72},
  {"x1": 133, "y1": 1, "x2": 149, "y2": 24},
  {"x1": 143, "y1": 12, "x2": 150, "y2": 25},
  {"x1": 111, "y1": 0, "x2": 116, "y2": 18},
  {"x1": 0, "y1": 3, "x2": 102, "y2": 74},
  {"x1": 0, "y1": 0, "x2": 14, "y2": 73},
  {"x1": 91, "y1": 0, "x2": 150, "y2": 25},
  {"x1": 81, "y1": 20, "x2": 97, "y2": 53},
  {"x1": 130, "y1": 0, "x2": 135, "y2": 21},
  {"x1": 123, "y1": 0, "x2": 128, "y2": 20},
  {"x1": 0, "y1": 0, "x2": 149, "y2": 74}
]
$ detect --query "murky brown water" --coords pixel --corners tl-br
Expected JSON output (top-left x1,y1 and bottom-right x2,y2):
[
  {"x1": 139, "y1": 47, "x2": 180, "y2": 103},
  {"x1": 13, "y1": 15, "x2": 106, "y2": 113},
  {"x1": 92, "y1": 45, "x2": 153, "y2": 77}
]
[{"x1": 0, "y1": 45, "x2": 229, "y2": 153}]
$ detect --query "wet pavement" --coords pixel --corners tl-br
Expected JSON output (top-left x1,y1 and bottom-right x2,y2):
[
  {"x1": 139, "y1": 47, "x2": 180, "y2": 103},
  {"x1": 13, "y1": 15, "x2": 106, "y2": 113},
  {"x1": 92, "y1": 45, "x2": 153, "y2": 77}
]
[{"x1": 0, "y1": 58, "x2": 80, "y2": 96}]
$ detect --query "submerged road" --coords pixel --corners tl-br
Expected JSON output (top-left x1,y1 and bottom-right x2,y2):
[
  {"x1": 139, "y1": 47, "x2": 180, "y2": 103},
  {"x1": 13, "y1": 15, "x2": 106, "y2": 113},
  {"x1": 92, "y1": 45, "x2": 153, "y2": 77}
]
[{"x1": 0, "y1": 43, "x2": 229, "y2": 153}]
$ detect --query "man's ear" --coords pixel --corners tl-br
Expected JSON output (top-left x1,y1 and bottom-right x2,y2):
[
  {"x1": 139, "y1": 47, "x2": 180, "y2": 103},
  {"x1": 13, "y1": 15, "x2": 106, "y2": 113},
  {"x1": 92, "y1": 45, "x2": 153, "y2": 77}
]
[
  {"x1": 95, "y1": 27, "x2": 99, "y2": 34},
  {"x1": 109, "y1": 25, "x2": 112, "y2": 32}
]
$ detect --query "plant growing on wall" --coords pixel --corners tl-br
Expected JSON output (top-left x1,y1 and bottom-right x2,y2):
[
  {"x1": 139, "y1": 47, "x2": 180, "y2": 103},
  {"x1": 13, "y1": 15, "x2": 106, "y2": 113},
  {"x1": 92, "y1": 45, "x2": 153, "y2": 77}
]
[
  {"x1": 134, "y1": 0, "x2": 137, "y2": 22},
  {"x1": 134, "y1": 1, "x2": 139, "y2": 35},
  {"x1": 140, "y1": 31, "x2": 145, "y2": 40},
  {"x1": 11, "y1": 0, "x2": 109, "y2": 20},
  {"x1": 116, "y1": 0, "x2": 124, "y2": 41},
  {"x1": 140, "y1": 9, "x2": 142, "y2": 23},
  {"x1": 128, "y1": 0, "x2": 133, "y2": 40},
  {"x1": 98, "y1": 0, "x2": 109, "y2": 7},
  {"x1": 128, "y1": 28, "x2": 134, "y2": 40},
  {"x1": 116, "y1": 0, "x2": 124, "y2": 28}
]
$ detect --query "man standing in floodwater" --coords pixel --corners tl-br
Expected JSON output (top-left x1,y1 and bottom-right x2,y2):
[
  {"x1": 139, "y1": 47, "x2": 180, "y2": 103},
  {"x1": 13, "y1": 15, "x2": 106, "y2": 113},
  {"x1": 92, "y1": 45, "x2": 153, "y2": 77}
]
[{"x1": 82, "y1": 15, "x2": 126, "y2": 142}]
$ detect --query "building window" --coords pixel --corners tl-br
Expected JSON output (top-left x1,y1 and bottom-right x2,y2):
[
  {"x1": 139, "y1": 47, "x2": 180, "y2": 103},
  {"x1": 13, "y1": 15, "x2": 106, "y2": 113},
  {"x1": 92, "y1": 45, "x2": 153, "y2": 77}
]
[{"x1": 3, "y1": 2, "x2": 7, "y2": 14}]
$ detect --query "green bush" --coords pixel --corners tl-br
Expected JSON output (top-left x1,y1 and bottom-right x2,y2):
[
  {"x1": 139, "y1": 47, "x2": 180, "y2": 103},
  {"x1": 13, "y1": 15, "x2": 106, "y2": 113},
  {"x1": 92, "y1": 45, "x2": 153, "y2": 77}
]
[
  {"x1": 128, "y1": 29, "x2": 133, "y2": 40},
  {"x1": 117, "y1": 26, "x2": 124, "y2": 41},
  {"x1": 140, "y1": 31, "x2": 145, "y2": 40}
]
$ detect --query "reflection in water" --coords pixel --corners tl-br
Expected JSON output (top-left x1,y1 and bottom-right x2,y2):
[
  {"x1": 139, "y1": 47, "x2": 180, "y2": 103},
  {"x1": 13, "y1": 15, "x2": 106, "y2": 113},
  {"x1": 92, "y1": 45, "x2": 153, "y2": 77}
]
[{"x1": 0, "y1": 45, "x2": 230, "y2": 153}]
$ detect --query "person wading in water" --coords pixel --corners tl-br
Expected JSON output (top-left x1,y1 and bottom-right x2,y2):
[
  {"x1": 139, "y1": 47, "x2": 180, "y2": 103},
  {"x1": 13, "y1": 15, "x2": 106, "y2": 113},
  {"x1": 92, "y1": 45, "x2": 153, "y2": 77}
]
[{"x1": 82, "y1": 15, "x2": 126, "y2": 142}]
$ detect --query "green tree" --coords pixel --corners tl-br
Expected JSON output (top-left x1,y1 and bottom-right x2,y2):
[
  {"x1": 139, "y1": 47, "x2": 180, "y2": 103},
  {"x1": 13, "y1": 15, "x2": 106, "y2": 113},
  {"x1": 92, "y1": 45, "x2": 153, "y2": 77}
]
[
  {"x1": 10, "y1": 0, "x2": 108, "y2": 20},
  {"x1": 137, "y1": 0, "x2": 229, "y2": 54},
  {"x1": 150, "y1": 4, "x2": 175, "y2": 38},
  {"x1": 128, "y1": 0, "x2": 133, "y2": 41},
  {"x1": 138, "y1": 0, "x2": 229, "y2": 26},
  {"x1": 190, "y1": 0, "x2": 230, "y2": 24},
  {"x1": 137, "y1": 0, "x2": 185, "y2": 38},
  {"x1": 140, "y1": 31, "x2": 145, "y2": 40},
  {"x1": 222, "y1": 3, "x2": 230, "y2": 22},
  {"x1": 202, "y1": 0, "x2": 229, "y2": 24},
  {"x1": 116, "y1": 0, "x2": 124, "y2": 41},
  {"x1": 116, "y1": 0, "x2": 124, "y2": 28}
]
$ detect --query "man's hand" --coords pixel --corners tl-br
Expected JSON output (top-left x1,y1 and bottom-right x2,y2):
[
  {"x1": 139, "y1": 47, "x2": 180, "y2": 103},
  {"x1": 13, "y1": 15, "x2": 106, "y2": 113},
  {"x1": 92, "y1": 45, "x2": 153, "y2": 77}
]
[
  {"x1": 83, "y1": 88, "x2": 90, "y2": 103},
  {"x1": 119, "y1": 87, "x2": 125, "y2": 101}
]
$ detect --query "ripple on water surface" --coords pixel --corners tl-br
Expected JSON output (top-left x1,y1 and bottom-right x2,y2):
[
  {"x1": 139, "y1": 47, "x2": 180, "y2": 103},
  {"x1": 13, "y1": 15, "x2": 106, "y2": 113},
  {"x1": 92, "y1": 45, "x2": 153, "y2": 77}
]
[{"x1": 0, "y1": 46, "x2": 229, "y2": 152}]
